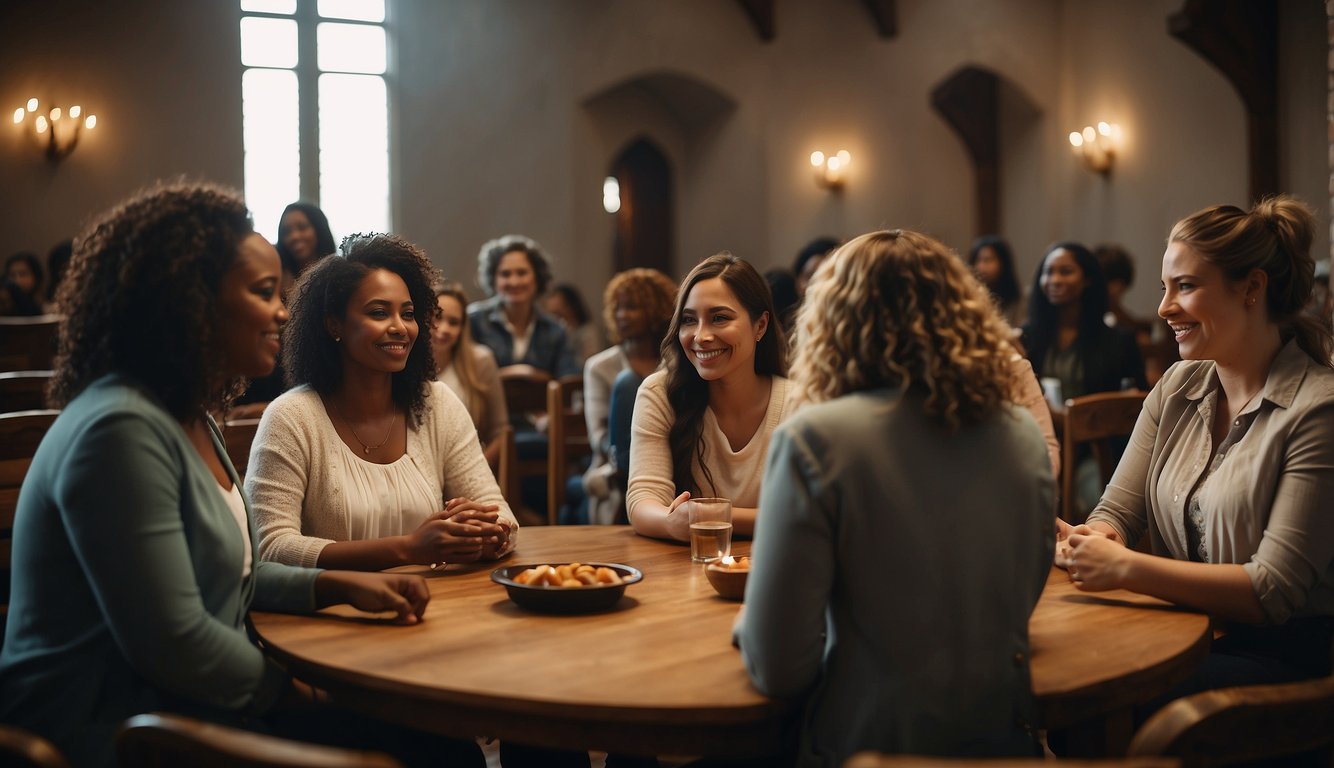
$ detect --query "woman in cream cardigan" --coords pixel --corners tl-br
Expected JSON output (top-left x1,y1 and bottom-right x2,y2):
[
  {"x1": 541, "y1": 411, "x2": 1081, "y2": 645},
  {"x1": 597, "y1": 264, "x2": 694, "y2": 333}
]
[{"x1": 247, "y1": 233, "x2": 517, "y2": 570}]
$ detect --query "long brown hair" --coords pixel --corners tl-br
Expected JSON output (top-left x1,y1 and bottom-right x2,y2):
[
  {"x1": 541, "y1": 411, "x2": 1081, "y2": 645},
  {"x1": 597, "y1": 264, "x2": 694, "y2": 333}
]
[
  {"x1": 661, "y1": 252, "x2": 787, "y2": 495},
  {"x1": 1169, "y1": 195, "x2": 1332, "y2": 366},
  {"x1": 434, "y1": 280, "x2": 487, "y2": 415}
]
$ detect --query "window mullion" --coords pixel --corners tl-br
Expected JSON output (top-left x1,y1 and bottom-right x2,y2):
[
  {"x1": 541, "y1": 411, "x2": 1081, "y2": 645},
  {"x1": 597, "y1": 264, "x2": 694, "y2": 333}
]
[{"x1": 296, "y1": 0, "x2": 321, "y2": 203}]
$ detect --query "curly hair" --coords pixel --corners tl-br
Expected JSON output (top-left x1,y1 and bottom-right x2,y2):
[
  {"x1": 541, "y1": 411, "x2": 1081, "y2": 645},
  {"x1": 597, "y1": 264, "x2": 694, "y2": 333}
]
[
  {"x1": 48, "y1": 181, "x2": 254, "y2": 419},
  {"x1": 1170, "y1": 195, "x2": 1332, "y2": 366},
  {"x1": 793, "y1": 230, "x2": 1016, "y2": 430},
  {"x1": 283, "y1": 233, "x2": 441, "y2": 426},
  {"x1": 476, "y1": 234, "x2": 553, "y2": 298},
  {"x1": 1023, "y1": 241, "x2": 1108, "y2": 382},
  {"x1": 662, "y1": 253, "x2": 787, "y2": 495},
  {"x1": 602, "y1": 268, "x2": 678, "y2": 346},
  {"x1": 275, "y1": 201, "x2": 336, "y2": 276}
]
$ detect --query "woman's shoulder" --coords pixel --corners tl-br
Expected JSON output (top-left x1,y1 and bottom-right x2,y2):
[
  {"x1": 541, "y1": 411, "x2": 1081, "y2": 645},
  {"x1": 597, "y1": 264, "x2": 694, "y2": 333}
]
[
  {"x1": 470, "y1": 343, "x2": 498, "y2": 368},
  {"x1": 265, "y1": 384, "x2": 320, "y2": 416}
]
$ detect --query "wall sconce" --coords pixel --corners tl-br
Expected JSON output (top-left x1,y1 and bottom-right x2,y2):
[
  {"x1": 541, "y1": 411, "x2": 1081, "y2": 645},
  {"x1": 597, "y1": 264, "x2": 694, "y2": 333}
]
[
  {"x1": 810, "y1": 150, "x2": 851, "y2": 191},
  {"x1": 12, "y1": 97, "x2": 98, "y2": 162},
  {"x1": 1068, "y1": 121, "x2": 1120, "y2": 175}
]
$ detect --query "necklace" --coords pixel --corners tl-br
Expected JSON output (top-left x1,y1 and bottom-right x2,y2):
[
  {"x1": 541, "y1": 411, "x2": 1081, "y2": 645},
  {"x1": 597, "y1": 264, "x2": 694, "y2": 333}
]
[
  {"x1": 330, "y1": 399, "x2": 398, "y2": 454},
  {"x1": 1228, "y1": 387, "x2": 1263, "y2": 426}
]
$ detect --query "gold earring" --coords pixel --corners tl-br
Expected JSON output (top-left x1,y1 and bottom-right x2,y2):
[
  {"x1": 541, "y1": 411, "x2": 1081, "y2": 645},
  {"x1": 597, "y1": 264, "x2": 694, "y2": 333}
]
[
  {"x1": 334, "y1": 335, "x2": 341, "y2": 342},
  {"x1": 1246, "y1": 298, "x2": 1255, "y2": 307}
]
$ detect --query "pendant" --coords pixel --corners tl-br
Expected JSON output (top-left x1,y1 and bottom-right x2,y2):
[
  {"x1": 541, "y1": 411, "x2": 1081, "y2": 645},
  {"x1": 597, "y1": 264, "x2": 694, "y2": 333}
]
[{"x1": 364, "y1": 446, "x2": 370, "y2": 454}]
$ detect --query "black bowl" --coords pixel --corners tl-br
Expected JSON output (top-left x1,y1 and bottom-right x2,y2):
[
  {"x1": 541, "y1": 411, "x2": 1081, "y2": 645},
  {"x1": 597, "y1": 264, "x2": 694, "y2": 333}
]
[{"x1": 491, "y1": 562, "x2": 644, "y2": 614}]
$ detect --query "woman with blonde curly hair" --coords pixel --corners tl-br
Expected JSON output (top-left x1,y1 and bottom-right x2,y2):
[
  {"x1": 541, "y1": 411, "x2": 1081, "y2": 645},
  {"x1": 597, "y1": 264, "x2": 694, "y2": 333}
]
[{"x1": 736, "y1": 229, "x2": 1055, "y2": 764}]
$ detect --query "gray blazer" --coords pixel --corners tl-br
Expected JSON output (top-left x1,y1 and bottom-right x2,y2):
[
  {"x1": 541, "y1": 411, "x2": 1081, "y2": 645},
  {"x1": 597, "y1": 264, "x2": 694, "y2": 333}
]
[{"x1": 737, "y1": 388, "x2": 1055, "y2": 766}]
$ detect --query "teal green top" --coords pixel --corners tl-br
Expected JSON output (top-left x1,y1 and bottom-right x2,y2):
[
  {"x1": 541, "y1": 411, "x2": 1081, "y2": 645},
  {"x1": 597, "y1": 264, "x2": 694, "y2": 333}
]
[{"x1": 0, "y1": 376, "x2": 322, "y2": 767}]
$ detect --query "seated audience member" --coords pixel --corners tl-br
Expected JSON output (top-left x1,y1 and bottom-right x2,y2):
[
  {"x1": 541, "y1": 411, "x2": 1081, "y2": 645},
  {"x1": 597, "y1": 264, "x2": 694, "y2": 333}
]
[
  {"x1": 1062, "y1": 196, "x2": 1334, "y2": 697},
  {"x1": 764, "y1": 267, "x2": 799, "y2": 332},
  {"x1": 3, "y1": 251, "x2": 44, "y2": 316},
  {"x1": 432, "y1": 280, "x2": 507, "y2": 465},
  {"x1": 627, "y1": 252, "x2": 791, "y2": 540},
  {"x1": 968, "y1": 235, "x2": 1024, "y2": 326},
  {"x1": 468, "y1": 234, "x2": 579, "y2": 377},
  {"x1": 235, "y1": 201, "x2": 337, "y2": 410},
  {"x1": 544, "y1": 282, "x2": 602, "y2": 365},
  {"x1": 793, "y1": 236, "x2": 840, "y2": 299},
  {"x1": 1095, "y1": 242, "x2": 1154, "y2": 344},
  {"x1": 0, "y1": 183, "x2": 457, "y2": 768},
  {"x1": 1022, "y1": 241, "x2": 1147, "y2": 517},
  {"x1": 583, "y1": 268, "x2": 677, "y2": 524},
  {"x1": 737, "y1": 229, "x2": 1054, "y2": 763},
  {"x1": 247, "y1": 233, "x2": 516, "y2": 571}
]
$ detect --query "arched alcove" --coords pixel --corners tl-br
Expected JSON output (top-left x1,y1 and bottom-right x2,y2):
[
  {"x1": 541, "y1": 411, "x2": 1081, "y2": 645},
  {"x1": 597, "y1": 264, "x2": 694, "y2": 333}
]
[{"x1": 610, "y1": 137, "x2": 673, "y2": 275}]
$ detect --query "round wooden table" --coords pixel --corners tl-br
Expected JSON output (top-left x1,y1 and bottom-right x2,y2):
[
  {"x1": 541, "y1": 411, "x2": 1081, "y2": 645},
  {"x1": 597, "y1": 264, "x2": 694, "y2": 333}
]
[{"x1": 252, "y1": 526, "x2": 1210, "y2": 757}]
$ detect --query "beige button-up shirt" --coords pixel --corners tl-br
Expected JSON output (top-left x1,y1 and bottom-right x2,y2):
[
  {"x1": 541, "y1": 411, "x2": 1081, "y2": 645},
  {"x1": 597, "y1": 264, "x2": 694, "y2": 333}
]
[{"x1": 1089, "y1": 340, "x2": 1334, "y2": 624}]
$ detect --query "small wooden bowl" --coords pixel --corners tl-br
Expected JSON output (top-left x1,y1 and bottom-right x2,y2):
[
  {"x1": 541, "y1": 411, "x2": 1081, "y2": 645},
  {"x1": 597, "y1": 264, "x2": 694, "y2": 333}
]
[
  {"x1": 491, "y1": 563, "x2": 643, "y2": 614},
  {"x1": 705, "y1": 562, "x2": 749, "y2": 600}
]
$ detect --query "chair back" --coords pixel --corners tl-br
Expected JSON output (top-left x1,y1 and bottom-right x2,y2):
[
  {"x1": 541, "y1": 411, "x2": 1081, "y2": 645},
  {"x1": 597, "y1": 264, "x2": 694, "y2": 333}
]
[
  {"x1": 0, "y1": 315, "x2": 60, "y2": 372},
  {"x1": 493, "y1": 424, "x2": 516, "y2": 504},
  {"x1": 498, "y1": 365, "x2": 552, "y2": 523},
  {"x1": 547, "y1": 376, "x2": 590, "y2": 525},
  {"x1": 0, "y1": 410, "x2": 59, "y2": 640},
  {"x1": 0, "y1": 370, "x2": 53, "y2": 413},
  {"x1": 1127, "y1": 674, "x2": 1334, "y2": 767},
  {"x1": 499, "y1": 364, "x2": 552, "y2": 416},
  {"x1": 220, "y1": 418, "x2": 262, "y2": 480},
  {"x1": 0, "y1": 725, "x2": 70, "y2": 768},
  {"x1": 117, "y1": 712, "x2": 404, "y2": 768},
  {"x1": 1061, "y1": 390, "x2": 1146, "y2": 524},
  {"x1": 845, "y1": 754, "x2": 1177, "y2": 768}
]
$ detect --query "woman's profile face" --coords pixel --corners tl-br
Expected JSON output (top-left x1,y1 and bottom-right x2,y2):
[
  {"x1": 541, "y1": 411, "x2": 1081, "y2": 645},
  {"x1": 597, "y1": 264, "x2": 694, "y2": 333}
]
[
  {"x1": 432, "y1": 293, "x2": 464, "y2": 361},
  {"x1": 6, "y1": 260, "x2": 37, "y2": 295},
  {"x1": 678, "y1": 276, "x2": 767, "y2": 384},
  {"x1": 1158, "y1": 241, "x2": 1252, "y2": 364},
  {"x1": 494, "y1": 250, "x2": 537, "y2": 308},
  {"x1": 1039, "y1": 248, "x2": 1087, "y2": 308},
  {"x1": 331, "y1": 268, "x2": 419, "y2": 376},
  {"x1": 279, "y1": 210, "x2": 318, "y2": 269},
  {"x1": 972, "y1": 246, "x2": 1002, "y2": 285},
  {"x1": 216, "y1": 233, "x2": 287, "y2": 379}
]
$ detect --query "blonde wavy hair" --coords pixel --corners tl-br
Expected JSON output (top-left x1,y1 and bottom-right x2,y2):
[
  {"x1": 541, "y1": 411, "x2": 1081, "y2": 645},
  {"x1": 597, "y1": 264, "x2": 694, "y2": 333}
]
[{"x1": 792, "y1": 229, "x2": 1017, "y2": 429}]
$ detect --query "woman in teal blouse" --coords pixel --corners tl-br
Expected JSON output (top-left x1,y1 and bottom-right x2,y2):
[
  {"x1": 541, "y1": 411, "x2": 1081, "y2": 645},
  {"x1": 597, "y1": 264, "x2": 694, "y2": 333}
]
[{"x1": 0, "y1": 183, "x2": 449, "y2": 767}]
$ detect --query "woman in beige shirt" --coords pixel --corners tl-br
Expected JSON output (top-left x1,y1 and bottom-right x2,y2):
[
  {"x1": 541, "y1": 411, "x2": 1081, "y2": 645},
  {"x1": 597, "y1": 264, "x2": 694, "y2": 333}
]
[
  {"x1": 627, "y1": 252, "x2": 791, "y2": 541},
  {"x1": 1062, "y1": 195, "x2": 1334, "y2": 687},
  {"x1": 432, "y1": 280, "x2": 508, "y2": 465}
]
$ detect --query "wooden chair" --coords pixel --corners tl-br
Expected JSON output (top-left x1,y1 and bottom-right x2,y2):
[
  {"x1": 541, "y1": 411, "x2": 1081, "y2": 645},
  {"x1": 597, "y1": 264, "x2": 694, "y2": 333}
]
[
  {"x1": 0, "y1": 725, "x2": 70, "y2": 768},
  {"x1": 1061, "y1": 390, "x2": 1147, "y2": 524},
  {"x1": 0, "y1": 410, "x2": 60, "y2": 641},
  {"x1": 0, "y1": 370, "x2": 53, "y2": 413},
  {"x1": 498, "y1": 365, "x2": 551, "y2": 523},
  {"x1": 547, "y1": 375, "x2": 591, "y2": 525},
  {"x1": 0, "y1": 315, "x2": 60, "y2": 372},
  {"x1": 492, "y1": 424, "x2": 516, "y2": 504},
  {"x1": 220, "y1": 418, "x2": 262, "y2": 480},
  {"x1": 844, "y1": 754, "x2": 1177, "y2": 768},
  {"x1": 1127, "y1": 674, "x2": 1334, "y2": 767},
  {"x1": 117, "y1": 712, "x2": 404, "y2": 768}
]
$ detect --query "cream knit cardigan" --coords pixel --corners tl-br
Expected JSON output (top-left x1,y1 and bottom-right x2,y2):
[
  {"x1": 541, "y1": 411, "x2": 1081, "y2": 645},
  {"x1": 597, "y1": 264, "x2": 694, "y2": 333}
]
[{"x1": 246, "y1": 381, "x2": 516, "y2": 567}]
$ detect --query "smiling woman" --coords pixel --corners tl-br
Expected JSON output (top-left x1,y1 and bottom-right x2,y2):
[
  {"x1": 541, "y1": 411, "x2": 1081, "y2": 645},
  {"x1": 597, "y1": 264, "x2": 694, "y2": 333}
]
[
  {"x1": 626, "y1": 252, "x2": 791, "y2": 542},
  {"x1": 246, "y1": 233, "x2": 519, "y2": 574}
]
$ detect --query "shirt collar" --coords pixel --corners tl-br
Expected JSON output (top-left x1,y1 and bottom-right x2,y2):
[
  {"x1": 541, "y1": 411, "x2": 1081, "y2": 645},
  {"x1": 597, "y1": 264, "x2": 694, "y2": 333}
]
[{"x1": 1182, "y1": 338, "x2": 1311, "y2": 410}]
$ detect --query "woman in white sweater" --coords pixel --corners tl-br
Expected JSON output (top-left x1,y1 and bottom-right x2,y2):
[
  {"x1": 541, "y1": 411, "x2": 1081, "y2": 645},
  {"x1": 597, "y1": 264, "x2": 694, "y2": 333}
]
[
  {"x1": 627, "y1": 252, "x2": 791, "y2": 541},
  {"x1": 247, "y1": 233, "x2": 517, "y2": 570}
]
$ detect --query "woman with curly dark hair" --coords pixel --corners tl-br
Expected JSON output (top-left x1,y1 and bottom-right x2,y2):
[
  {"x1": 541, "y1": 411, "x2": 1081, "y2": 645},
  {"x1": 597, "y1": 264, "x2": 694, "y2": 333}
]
[
  {"x1": 0, "y1": 182, "x2": 441, "y2": 767},
  {"x1": 247, "y1": 233, "x2": 518, "y2": 571},
  {"x1": 626, "y1": 252, "x2": 791, "y2": 541}
]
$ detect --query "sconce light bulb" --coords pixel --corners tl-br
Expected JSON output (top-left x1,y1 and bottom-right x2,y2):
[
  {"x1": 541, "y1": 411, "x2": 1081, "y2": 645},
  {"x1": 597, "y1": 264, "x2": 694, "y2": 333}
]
[
  {"x1": 1069, "y1": 132, "x2": 1083, "y2": 148},
  {"x1": 810, "y1": 151, "x2": 825, "y2": 167},
  {"x1": 836, "y1": 150, "x2": 850, "y2": 165},
  {"x1": 1097, "y1": 121, "x2": 1111, "y2": 136},
  {"x1": 50, "y1": 107, "x2": 62, "y2": 121},
  {"x1": 70, "y1": 105, "x2": 81, "y2": 119},
  {"x1": 827, "y1": 156, "x2": 842, "y2": 172},
  {"x1": 1081, "y1": 126, "x2": 1096, "y2": 143},
  {"x1": 12, "y1": 107, "x2": 24, "y2": 125},
  {"x1": 35, "y1": 116, "x2": 48, "y2": 134},
  {"x1": 85, "y1": 115, "x2": 96, "y2": 129},
  {"x1": 26, "y1": 98, "x2": 38, "y2": 112}
]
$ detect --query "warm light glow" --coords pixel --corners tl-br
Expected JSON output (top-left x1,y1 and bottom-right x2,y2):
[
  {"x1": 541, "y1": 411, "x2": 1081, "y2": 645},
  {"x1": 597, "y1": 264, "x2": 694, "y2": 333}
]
[
  {"x1": 827, "y1": 156, "x2": 842, "y2": 172},
  {"x1": 1082, "y1": 126, "x2": 1096, "y2": 143},
  {"x1": 1068, "y1": 121, "x2": 1121, "y2": 175},
  {"x1": 809, "y1": 148, "x2": 852, "y2": 190},
  {"x1": 26, "y1": 98, "x2": 37, "y2": 112},
  {"x1": 12, "y1": 108, "x2": 23, "y2": 124},
  {"x1": 69, "y1": 105, "x2": 81, "y2": 118},
  {"x1": 85, "y1": 114, "x2": 97, "y2": 129},
  {"x1": 810, "y1": 150, "x2": 825, "y2": 167},
  {"x1": 602, "y1": 175, "x2": 621, "y2": 214},
  {"x1": 720, "y1": 555, "x2": 735, "y2": 566},
  {"x1": 836, "y1": 149, "x2": 850, "y2": 165},
  {"x1": 50, "y1": 107, "x2": 61, "y2": 121},
  {"x1": 1097, "y1": 121, "x2": 1111, "y2": 135},
  {"x1": 35, "y1": 116, "x2": 48, "y2": 133},
  {"x1": 1069, "y1": 131, "x2": 1083, "y2": 147}
]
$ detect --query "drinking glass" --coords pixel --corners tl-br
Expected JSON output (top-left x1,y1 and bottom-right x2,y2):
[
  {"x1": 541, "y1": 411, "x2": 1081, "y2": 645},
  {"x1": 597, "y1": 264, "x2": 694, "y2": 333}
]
[{"x1": 686, "y1": 497, "x2": 732, "y2": 563}]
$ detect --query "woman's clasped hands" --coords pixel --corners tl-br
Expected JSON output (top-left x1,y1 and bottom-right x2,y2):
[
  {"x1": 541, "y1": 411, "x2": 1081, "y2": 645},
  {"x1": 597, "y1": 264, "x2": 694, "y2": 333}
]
[
  {"x1": 403, "y1": 497, "x2": 513, "y2": 566},
  {"x1": 1055, "y1": 517, "x2": 1128, "y2": 591}
]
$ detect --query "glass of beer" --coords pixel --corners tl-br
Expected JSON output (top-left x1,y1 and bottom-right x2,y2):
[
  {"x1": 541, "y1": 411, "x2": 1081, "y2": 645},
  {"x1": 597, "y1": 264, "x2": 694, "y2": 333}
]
[{"x1": 686, "y1": 497, "x2": 732, "y2": 563}]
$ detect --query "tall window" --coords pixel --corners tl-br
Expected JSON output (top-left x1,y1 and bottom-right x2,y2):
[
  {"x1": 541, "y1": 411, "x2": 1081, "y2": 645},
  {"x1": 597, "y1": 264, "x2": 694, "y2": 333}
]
[{"x1": 239, "y1": 0, "x2": 390, "y2": 243}]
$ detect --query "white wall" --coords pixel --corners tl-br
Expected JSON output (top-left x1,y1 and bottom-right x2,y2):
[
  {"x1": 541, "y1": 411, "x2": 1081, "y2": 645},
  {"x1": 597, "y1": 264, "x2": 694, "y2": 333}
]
[{"x1": 1, "y1": 0, "x2": 1326, "y2": 323}]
